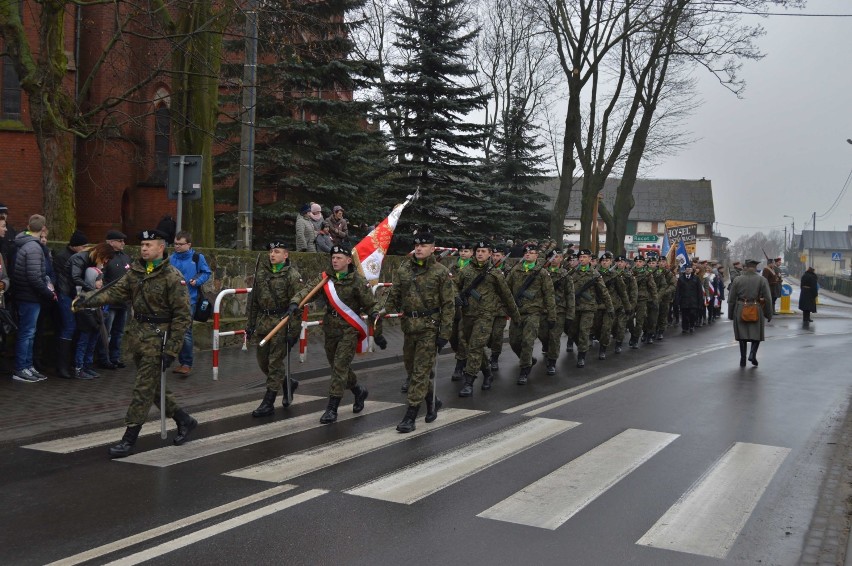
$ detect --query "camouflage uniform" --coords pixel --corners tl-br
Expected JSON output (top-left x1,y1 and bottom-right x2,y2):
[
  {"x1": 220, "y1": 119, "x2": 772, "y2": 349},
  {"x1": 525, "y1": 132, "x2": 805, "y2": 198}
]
[
  {"x1": 449, "y1": 257, "x2": 471, "y2": 377},
  {"x1": 571, "y1": 265, "x2": 612, "y2": 365},
  {"x1": 487, "y1": 260, "x2": 511, "y2": 366},
  {"x1": 596, "y1": 266, "x2": 629, "y2": 354},
  {"x1": 84, "y1": 257, "x2": 192, "y2": 427},
  {"x1": 655, "y1": 267, "x2": 678, "y2": 336},
  {"x1": 612, "y1": 266, "x2": 637, "y2": 350},
  {"x1": 294, "y1": 267, "x2": 377, "y2": 399},
  {"x1": 455, "y1": 260, "x2": 520, "y2": 394},
  {"x1": 539, "y1": 266, "x2": 575, "y2": 369},
  {"x1": 629, "y1": 265, "x2": 658, "y2": 347},
  {"x1": 246, "y1": 258, "x2": 303, "y2": 397},
  {"x1": 505, "y1": 261, "x2": 556, "y2": 379},
  {"x1": 384, "y1": 254, "x2": 455, "y2": 408}
]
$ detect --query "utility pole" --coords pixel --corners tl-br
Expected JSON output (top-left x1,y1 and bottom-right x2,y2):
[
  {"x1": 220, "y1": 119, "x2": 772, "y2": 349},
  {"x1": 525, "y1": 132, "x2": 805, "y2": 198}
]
[{"x1": 236, "y1": 0, "x2": 258, "y2": 249}]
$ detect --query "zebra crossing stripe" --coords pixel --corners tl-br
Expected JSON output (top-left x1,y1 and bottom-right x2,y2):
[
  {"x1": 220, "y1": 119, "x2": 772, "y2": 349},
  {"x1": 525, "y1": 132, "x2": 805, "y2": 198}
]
[
  {"x1": 636, "y1": 442, "x2": 790, "y2": 559},
  {"x1": 100, "y1": 489, "x2": 327, "y2": 566},
  {"x1": 45, "y1": 485, "x2": 297, "y2": 566},
  {"x1": 226, "y1": 408, "x2": 485, "y2": 483},
  {"x1": 345, "y1": 417, "x2": 579, "y2": 505},
  {"x1": 23, "y1": 395, "x2": 323, "y2": 454},
  {"x1": 478, "y1": 428, "x2": 679, "y2": 530},
  {"x1": 120, "y1": 401, "x2": 400, "y2": 467}
]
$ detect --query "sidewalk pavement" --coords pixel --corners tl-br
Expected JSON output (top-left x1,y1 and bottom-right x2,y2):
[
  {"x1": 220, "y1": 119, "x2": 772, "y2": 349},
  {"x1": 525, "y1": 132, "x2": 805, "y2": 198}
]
[{"x1": 0, "y1": 322, "x2": 418, "y2": 444}]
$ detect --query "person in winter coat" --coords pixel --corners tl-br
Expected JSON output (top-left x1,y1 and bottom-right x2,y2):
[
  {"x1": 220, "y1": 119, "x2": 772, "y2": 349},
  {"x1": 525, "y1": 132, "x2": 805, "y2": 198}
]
[
  {"x1": 295, "y1": 203, "x2": 317, "y2": 252},
  {"x1": 96, "y1": 230, "x2": 133, "y2": 369},
  {"x1": 727, "y1": 259, "x2": 773, "y2": 367},
  {"x1": 53, "y1": 231, "x2": 90, "y2": 376},
  {"x1": 12, "y1": 215, "x2": 56, "y2": 383},
  {"x1": 168, "y1": 231, "x2": 212, "y2": 375},
  {"x1": 798, "y1": 266, "x2": 818, "y2": 327},
  {"x1": 675, "y1": 265, "x2": 703, "y2": 334}
]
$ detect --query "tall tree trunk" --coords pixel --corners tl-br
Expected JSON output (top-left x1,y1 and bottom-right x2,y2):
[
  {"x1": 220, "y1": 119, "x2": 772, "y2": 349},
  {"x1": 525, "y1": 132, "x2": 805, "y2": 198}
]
[
  {"x1": 35, "y1": 129, "x2": 76, "y2": 239},
  {"x1": 548, "y1": 80, "x2": 581, "y2": 240}
]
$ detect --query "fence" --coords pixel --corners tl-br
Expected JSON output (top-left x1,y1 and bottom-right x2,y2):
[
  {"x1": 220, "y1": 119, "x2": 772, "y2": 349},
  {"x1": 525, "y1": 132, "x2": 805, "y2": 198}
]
[{"x1": 212, "y1": 288, "x2": 252, "y2": 380}]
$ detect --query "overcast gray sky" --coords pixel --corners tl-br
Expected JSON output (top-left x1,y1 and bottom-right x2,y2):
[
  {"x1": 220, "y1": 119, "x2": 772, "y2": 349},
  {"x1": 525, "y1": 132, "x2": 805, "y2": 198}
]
[{"x1": 650, "y1": 0, "x2": 852, "y2": 244}]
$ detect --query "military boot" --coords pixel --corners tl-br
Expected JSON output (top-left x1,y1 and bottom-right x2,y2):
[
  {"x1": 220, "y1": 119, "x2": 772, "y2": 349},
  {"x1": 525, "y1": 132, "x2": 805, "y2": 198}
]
[
  {"x1": 748, "y1": 342, "x2": 759, "y2": 367},
  {"x1": 576, "y1": 352, "x2": 586, "y2": 368},
  {"x1": 459, "y1": 373, "x2": 476, "y2": 397},
  {"x1": 546, "y1": 359, "x2": 556, "y2": 376},
  {"x1": 517, "y1": 366, "x2": 530, "y2": 385},
  {"x1": 614, "y1": 341, "x2": 623, "y2": 354},
  {"x1": 252, "y1": 389, "x2": 277, "y2": 418},
  {"x1": 451, "y1": 360, "x2": 465, "y2": 381},
  {"x1": 640, "y1": 334, "x2": 648, "y2": 343},
  {"x1": 489, "y1": 353, "x2": 500, "y2": 371},
  {"x1": 396, "y1": 404, "x2": 420, "y2": 433},
  {"x1": 739, "y1": 341, "x2": 748, "y2": 367},
  {"x1": 108, "y1": 425, "x2": 142, "y2": 459},
  {"x1": 281, "y1": 379, "x2": 299, "y2": 407},
  {"x1": 598, "y1": 346, "x2": 607, "y2": 360},
  {"x1": 481, "y1": 365, "x2": 494, "y2": 390},
  {"x1": 566, "y1": 342, "x2": 574, "y2": 354},
  {"x1": 425, "y1": 395, "x2": 442, "y2": 423},
  {"x1": 646, "y1": 333, "x2": 655, "y2": 344},
  {"x1": 656, "y1": 331, "x2": 664, "y2": 341},
  {"x1": 320, "y1": 396, "x2": 342, "y2": 424},
  {"x1": 351, "y1": 384, "x2": 369, "y2": 413},
  {"x1": 173, "y1": 409, "x2": 198, "y2": 446},
  {"x1": 629, "y1": 336, "x2": 639, "y2": 349}
]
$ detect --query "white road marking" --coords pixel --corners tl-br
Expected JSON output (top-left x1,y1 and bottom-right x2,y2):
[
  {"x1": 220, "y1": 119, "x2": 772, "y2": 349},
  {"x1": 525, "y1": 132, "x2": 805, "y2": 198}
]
[
  {"x1": 120, "y1": 401, "x2": 400, "y2": 467},
  {"x1": 100, "y1": 489, "x2": 327, "y2": 566},
  {"x1": 636, "y1": 442, "x2": 790, "y2": 559},
  {"x1": 227, "y1": 408, "x2": 485, "y2": 483},
  {"x1": 345, "y1": 417, "x2": 578, "y2": 504},
  {"x1": 45, "y1": 485, "x2": 297, "y2": 566},
  {"x1": 23, "y1": 395, "x2": 323, "y2": 454},
  {"x1": 478, "y1": 428, "x2": 679, "y2": 529}
]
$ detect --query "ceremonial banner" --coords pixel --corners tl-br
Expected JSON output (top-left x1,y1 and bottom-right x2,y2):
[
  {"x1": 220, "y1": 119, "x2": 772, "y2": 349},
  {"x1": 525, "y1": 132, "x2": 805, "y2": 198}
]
[
  {"x1": 665, "y1": 221, "x2": 698, "y2": 255},
  {"x1": 674, "y1": 240, "x2": 691, "y2": 269},
  {"x1": 352, "y1": 192, "x2": 418, "y2": 281}
]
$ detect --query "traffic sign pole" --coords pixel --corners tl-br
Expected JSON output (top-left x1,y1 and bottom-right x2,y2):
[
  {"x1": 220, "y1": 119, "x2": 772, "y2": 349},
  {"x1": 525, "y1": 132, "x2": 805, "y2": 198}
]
[{"x1": 175, "y1": 159, "x2": 186, "y2": 235}]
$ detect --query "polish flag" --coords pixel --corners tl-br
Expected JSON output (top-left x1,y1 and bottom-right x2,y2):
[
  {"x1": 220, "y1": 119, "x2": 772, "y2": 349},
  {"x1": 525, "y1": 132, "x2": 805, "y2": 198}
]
[{"x1": 352, "y1": 191, "x2": 418, "y2": 281}]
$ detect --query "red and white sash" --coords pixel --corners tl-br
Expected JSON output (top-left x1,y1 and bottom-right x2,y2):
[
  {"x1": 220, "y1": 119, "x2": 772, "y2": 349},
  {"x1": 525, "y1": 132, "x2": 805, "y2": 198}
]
[{"x1": 323, "y1": 279, "x2": 369, "y2": 353}]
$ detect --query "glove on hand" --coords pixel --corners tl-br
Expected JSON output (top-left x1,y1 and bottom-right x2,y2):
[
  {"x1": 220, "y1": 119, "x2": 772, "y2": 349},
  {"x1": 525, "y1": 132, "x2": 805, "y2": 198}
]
[
  {"x1": 287, "y1": 336, "x2": 299, "y2": 350},
  {"x1": 161, "y1": 353, "x2": 176, "y2": 372},
  {"x1": 435, "y1": 337, "x2": 449, "y2": 351},
  {"x1": 286, "y1": 303, "x2": 301, "y2": 317},
  {"x1": 373, "y1": 334, "x2": 388, "y2": 350},
  {"x1": 244, "y1": 326, "x2": 255, "y2": 340}
]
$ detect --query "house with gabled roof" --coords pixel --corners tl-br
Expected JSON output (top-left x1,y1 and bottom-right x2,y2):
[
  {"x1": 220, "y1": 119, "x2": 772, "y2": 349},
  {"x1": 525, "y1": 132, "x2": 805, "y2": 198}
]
[{"x1": 793, "y1": 230, "x2": 852, "y2": 274}]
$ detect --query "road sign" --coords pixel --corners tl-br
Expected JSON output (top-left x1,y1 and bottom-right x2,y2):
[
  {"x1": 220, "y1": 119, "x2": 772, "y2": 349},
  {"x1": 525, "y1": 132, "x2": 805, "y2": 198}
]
[
  {"x1": 781, "y1": 284, "x2": 792, "y2": 297},
  {"x1": 167, "y1": 155, "x2": 203, "y2": 201},
  {"x1": 800, "y1": 254, "x2": 807, "y2": 263},
  {"x1": 831, "y1": 252, "x2": 841, "y2": 261},
  {"x1": 633, "y1": 234, "x2": 658, "y2": 243}
]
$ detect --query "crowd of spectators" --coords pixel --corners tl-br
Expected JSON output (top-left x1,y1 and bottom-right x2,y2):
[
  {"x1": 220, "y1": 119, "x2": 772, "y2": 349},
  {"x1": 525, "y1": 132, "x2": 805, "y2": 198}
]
[{"x1": 295, "y1": 202, "x2": 350, "y2": 252}]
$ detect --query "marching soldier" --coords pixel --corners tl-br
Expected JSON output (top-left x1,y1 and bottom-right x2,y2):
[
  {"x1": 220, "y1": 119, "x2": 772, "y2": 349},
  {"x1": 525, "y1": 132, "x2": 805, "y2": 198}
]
[
  {"x1": 596, "y1": 252, "x2": 629, "y2": 359},
  {"x1": 449, "y1": 242, "x2": 473, "y2": 381},
  {"x1": 644, "y1": 253, "x2": 662, "y2": 342},
  {"x1": 455, "y1": 242, "x2": 520, "y2": 396},
  {"x1": 570, "y1": 249, "x2": 613, "y2": 367},
  {"x1": 383, "y1": 226, "x2": 455, "y2": 432},
  {"x1": 505, "y1": 242, "x2": 556, "y2": 384},
  {"x1": 540, "y1": 249, "x2": 574, "y2": 375},
  {"x1": 728, "y1": 259, "x2": 773, "y2": 366},
  {"x1": 245, "y1": 241, "x2": 304, "y2": 418},
  {"x1": 613, "y1": 255, "x2": 636, "y2": 353},
  {"x1": 488, "y1": 243, "x2": 511, "y2": 370},
  {"x1": 629, "y1": 254, "x2": 657, "y2": 348},
  {"x1": 654, "y1": 256, "x2": 677, "y2": 340},
  {"x1": 292, "y1": 244, "x2": 381, "y2": 425},
  {"x1": 74, "y1": 229, "x2": 197, "y2": 458}
]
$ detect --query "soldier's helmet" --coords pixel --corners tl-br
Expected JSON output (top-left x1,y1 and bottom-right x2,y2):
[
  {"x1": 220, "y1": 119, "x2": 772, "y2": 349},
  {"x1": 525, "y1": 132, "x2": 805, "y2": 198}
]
[{"x1": 412, "y1": 225, "x2": 435, "y2": 244}]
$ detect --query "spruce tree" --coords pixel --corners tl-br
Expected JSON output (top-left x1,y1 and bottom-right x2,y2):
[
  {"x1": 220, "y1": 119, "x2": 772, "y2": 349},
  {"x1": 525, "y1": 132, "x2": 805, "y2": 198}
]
[
  {"x1": 215, "y1": 0, "x2": 392, "y2": 247},
  {"x1": 380, "y1": 0, "x2": 491, "y2": 244},
  {"x1": 488, "y1": 94, "x2": 551, "y2": 241}
]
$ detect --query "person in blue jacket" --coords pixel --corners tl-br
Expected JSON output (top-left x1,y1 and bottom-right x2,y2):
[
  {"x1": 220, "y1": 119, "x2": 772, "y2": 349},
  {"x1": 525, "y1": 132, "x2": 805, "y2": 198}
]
[{"x1": 168, "y1": 230, "x2": 211, "y2": 376}]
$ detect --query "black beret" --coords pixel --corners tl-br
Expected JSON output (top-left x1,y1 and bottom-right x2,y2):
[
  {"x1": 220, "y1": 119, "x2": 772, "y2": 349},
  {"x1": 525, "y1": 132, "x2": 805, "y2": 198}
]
[
  {"x1": 267, "y1": 241, "x2": 288, "y2": 250},
  {"x1": 330, "y1": 244, "x2": 351, "y2": 256},
  {"x1": 615, "y1": 255, "x2": 627, "y2": 262},
  {"x1": 578, "y1": 248, "x2": 592, "y2": 257},
  {"x1": 546, "y1": 249, "x2": 563, "y2": 262},
  {"x1": 599, "y1": 251, "x2": 614, "y2": 260},
  {"x1": 138, "y1": 229, "x2": 168, "y2": 242},
  {"x1": 460, "y1": 241, "x2": 474, "y2": 250},
  {"x1": 474, "y1": 241, "x2": 491, "y2": 251},
  {"x1": 635, "y1": 254, "x2": 646, "y2": 261},
  {"x1": 69, "y1": 230, "x2": 88, "y2": 247},
  {"x1": 412, "y1": 225, "x2": 435, "y2": 244},
  {"x1": 493, "y1": 243, "x2": 510, "y2": 254},
  {"x1": 522, "y1": 242, "x2": 538, "y2": 253}
]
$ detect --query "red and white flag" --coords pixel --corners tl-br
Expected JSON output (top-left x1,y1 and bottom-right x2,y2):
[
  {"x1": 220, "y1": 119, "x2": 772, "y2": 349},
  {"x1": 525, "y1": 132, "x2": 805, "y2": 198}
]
[
  {"x1": 352, "y1": 191, "x2": 418, "y2": 282},
  {"x1": 323, "y1": 280, "x2": 370, "y2": 353}
]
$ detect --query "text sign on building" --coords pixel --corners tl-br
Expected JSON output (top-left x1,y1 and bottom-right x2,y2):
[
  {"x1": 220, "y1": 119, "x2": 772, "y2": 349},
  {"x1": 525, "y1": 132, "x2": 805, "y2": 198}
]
[
  {"x1": 665, "y1": 221, "x2": 698, "y2": 243},
  {"x1": 633, "y1": 234, "x2": 658, "y2": 243}
]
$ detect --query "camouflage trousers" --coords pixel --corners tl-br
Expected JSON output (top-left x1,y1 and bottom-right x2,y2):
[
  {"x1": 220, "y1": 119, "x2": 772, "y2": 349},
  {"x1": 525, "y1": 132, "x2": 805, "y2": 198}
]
[
  {"x1": 538, "y1": 313, "x2": 566, "y2": 362},
  {"x1": 450, "y1": 308, "x2": 468, "y2": 361},
  {"x1": 509, "y1": 314, "x2": 540, "y2": 368},
  {"x1": 611, "y1": 309, "x2": 628, "y2": 342},
  {"x1": 656, "y1": 298, "x2": 673, "y2": 333},
  {"x1": 324, "y1": 326, "x2": 359, "y2": 398},
  {"x1": 592, "y1": 310, "x2": 613, "y2": 348},
  {"x1": 461, "y1": 314, "x2": 492, "y2": 376},
  {"x1": 125, "y1": 352, "x2": 179, "y2": 426},
  {"x1": 645, "y1": 302, "x2": 659, "y2": 334},
  {"x1": 403, "y1": 329, "x2": 437, "y2": 407},
  {"x1": 257, "y1": 330, "x2": 294, "y2": 394},
  {"x1": 489, "y1": 316, "x2": 508, "y2": 355},
  {"x1": 630, "y1": 301, "x2": 649, "y2": 339},
  {"x1": 570, "y1": 311, "x2": 596, "y2": 353}
]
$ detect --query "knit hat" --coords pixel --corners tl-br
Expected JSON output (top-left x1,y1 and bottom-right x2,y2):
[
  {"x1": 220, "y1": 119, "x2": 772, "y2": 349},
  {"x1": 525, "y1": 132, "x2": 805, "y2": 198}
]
[{"x1": 69, "y1": 230, "x2": 88, "y2": 247}]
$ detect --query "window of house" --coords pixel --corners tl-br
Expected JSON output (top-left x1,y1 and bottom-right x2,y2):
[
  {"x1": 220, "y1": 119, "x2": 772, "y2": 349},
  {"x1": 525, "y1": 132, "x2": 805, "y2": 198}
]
[
  {"x1": 154, "y1": 104, "x2": 170, "y2": 173},
  {"x1": 1, "y1": 54, "x2": 22, "y2": 120}
]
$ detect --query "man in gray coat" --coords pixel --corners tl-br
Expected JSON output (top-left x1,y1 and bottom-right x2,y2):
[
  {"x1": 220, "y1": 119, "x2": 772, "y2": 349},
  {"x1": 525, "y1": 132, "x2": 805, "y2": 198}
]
[
  {"x1": 727, "y1": 259, "x2": 773, "y2": 367},
  {"x1": 295, "y1": 203, "x2": 317, "y2": 252}
]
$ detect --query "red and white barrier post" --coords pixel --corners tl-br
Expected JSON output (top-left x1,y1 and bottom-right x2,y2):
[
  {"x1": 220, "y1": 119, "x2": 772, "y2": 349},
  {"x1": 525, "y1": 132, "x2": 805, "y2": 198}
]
[{"x1": 212, "y1": 287, "x2": 252, "y2": 380}]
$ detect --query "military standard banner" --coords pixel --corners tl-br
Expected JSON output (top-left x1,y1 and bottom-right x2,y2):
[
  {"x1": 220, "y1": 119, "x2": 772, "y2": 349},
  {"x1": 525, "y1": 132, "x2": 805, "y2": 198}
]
[{"x1": 665, "y1": 221, "x2": 698, "y2": 254}]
